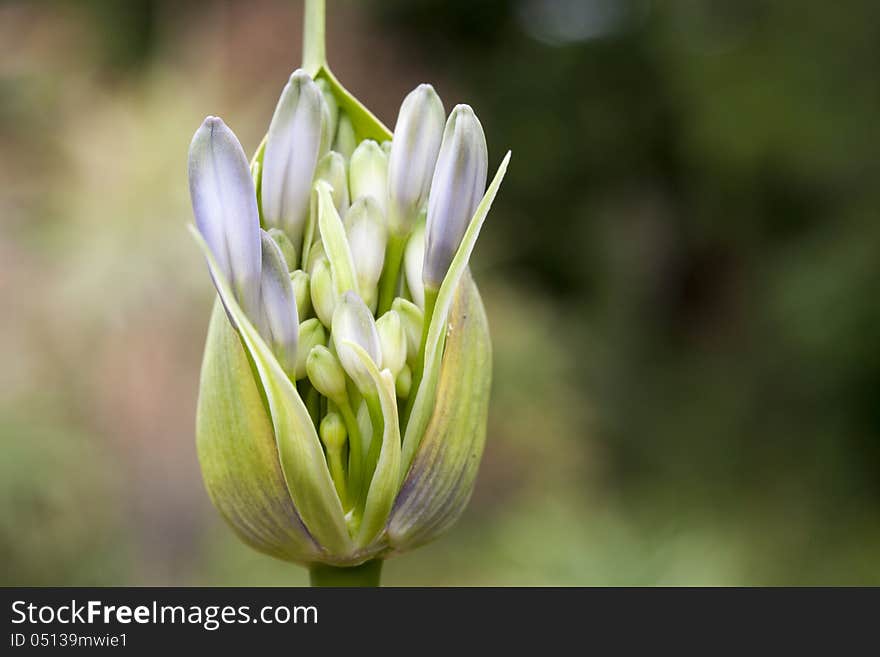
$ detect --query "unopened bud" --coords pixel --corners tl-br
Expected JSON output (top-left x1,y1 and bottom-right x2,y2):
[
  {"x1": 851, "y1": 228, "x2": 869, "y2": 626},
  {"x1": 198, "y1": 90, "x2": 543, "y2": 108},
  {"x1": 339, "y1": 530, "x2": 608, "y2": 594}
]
[
  {"x1": 306, "y1": 344, "x2": 347, "y2": 402},
  {"x1": 262, "y1": 70, "x2": 325, "y2": 251},
  {"x1": 319, "y1": 412, "x2": 347, "y2": 452},
  {"x1": 387, "y1": 83, "x2": 445, "y2": 236},
  {"x1": 290, "y1": 269, "x2": 312, "y2": 320},
  {"x1": 310, "y1": 258, "x2": 336, "y2": 327},
  {"x1": 404, "y1": 224, "x2": 425, "y2": 308},
  {"x1": 376, "y1": 310, "x2": 406, "y2": 378},
  {"x1": 294, "y1": 318, "x2": 327, "y2": 380},
  {"x1": 349, "y1": 140, "x2": 388, "y2": 213},
  {"x1": 188, "y1": 116, "x2": 262, "y2": 322},
  {"x1": 332, "y1": 291, "x2": 383, "y2": 394},
  {"x1": 315, "y1": 151, "x2": 349, "y2": 215},
  {"x1": 257, "y1": 230, "x2": 299, "y2": 378},
  {"x1": 345, "y1": 197, "x2": 387, "y2": 310},
  {"x1": 391, "y1": 297, "x2": 424, "y2": 368},
  {"x1": 316, "y1": 79, "x2": 338, "y2": 156},
  {"x1": 334, "y1": 112, "x2": 357, "y2": 161},
  {"x1": 268, "y1": 228, "x2": 298, "y2": 271},
  {"x1": 423, "y1": 104, "x2": 488, "y2": 289}
]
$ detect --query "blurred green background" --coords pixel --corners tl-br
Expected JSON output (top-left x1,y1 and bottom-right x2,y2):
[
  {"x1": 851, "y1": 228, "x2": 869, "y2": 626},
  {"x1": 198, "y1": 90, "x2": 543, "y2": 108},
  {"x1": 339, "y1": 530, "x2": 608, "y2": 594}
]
[{"x1": 2, "y1": 0, "x2": 879, "y2": 585}]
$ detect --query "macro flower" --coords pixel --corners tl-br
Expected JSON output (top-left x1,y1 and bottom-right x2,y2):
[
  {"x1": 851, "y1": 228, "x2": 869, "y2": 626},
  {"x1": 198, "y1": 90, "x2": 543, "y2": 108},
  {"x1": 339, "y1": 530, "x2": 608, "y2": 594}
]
[{"x1": 187, "y1": 1, "x2": 510, "y2": 586}]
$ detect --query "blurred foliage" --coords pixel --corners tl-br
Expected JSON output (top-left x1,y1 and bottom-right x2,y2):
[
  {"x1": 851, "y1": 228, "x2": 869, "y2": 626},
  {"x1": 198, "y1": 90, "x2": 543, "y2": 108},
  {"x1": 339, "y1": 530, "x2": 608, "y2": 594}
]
[{"x1": 0, "y1": 0, "x2": 878, "y2": 585}]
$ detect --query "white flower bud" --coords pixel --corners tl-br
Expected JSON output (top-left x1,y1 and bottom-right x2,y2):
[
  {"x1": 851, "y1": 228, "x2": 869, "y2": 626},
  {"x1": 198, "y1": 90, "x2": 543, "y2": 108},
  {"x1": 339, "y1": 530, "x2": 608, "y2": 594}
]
[
  {"x1": 316, "y1": 79, "x2": 338, "y2": 156},
  {"x1": 349, "y1": 139, "x2": 388, "y2": 213},
  {"x1": 332, "y1": 291, "x2": 383, "y2": 394},
  {"x1": 387, "y1": 83, "x2": 445, "y2": 236},
  {"x1": 294, "y1": 318, "x2": 327, "y2": 380},
  {"x1": 423, "y1": 105, "x2": 488, "y2": 289},
  {"x1": 334, "y1": 112, "x2": 357, "y2": 161},
  {"x1": 376, "y1": 310, "x2": 407, "y2": 378},
  {"x1": 315, "y1": 151, "x2": 349, "y2": 215},
  {"x1": 306, "y1": 344, "x2": 347, "y2": 402},
  {"x1": 391, "y1": 297, "x2": 424, "y2": 369},
  {"x1": 310, "y1": 258, "x2": 336, "y2": 327},
  {"x1": 257, "y1": 230, "x2": 299, "y2": 378},
  {"x1": 267, "y1": 228, "x2": 298, "y2": 271},
  {"x1": 403, "y1": 224, "x2": 425, "y2": 308},
  {"x1": 262, "y1": 70, "x2": 325, "y2": 252},
  {"x1": 290, "y1": 269, "x2": 312, "y2": 320},
  {"x1": 345, "y1": 197, "x2": 387, "y2": 310}
]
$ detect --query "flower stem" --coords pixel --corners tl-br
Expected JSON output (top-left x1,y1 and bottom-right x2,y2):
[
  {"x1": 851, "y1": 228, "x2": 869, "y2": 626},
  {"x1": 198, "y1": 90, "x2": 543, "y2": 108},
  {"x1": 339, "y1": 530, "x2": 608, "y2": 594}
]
[
  {"x1": 309, "y1": 559, "x2": 383, "y2": 587},
  {"x1": 302, "y1": 0, "x2": 326, "y2": 75},
  {"x1": 376, "y1": 232, "x2": 408, "y2": 315},
  {"x1": 401, "y1": 285, "x2": 439, "y2": 429}
]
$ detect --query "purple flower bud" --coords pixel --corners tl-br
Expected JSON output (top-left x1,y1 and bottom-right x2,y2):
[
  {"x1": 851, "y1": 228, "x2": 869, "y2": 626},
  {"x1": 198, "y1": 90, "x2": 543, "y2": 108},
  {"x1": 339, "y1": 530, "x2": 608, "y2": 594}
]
[
  {"x1": 188, "y1": 116, "x2": 262, "y2": 321},
  {"x1": 423, "y1": 105, "x2": 488, "y2": 289}
]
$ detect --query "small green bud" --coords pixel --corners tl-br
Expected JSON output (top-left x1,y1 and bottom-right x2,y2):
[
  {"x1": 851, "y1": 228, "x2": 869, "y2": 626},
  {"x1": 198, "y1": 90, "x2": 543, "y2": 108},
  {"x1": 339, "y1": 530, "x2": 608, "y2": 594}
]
[
  {"x1": 315, "y1": 151, "x2": 349, "y2": 215},
  {"x1": 319, "y1": 412, "x2": 347, "y2": 452},
  {"x1": 294, "y1": 318, "x2": 327, "y2": 379},
  {"x1": 391, "y1": 297, "x2": 424, "y2": 368},
  {"x1": 403, "y1": 224, "x2": 425, "y2": 308},
  {"x1": 381, "y1": 140, "x2": 392, "y2": 158},
  {"x1": 290, "y1": 270, "x2": 312, "y2": 320},
  {"x1": 332, "y1": 291, "x2": 383, "y2": 394},
  {"x1": 349, "y1": 140, "x2": 388, "y2": 213},
  {"x1": 334, "y1": 112, "x2": 357, "y2": 161},
  {"x1": 315, "y1": 79, "x2": 339, "y2": 149},
  {"x1": 396, "y1": 363, "x2": 412, "y2": 399},
  {"x1": 268, "y1": 228, "x2": 298, "y2": 271},
  {"x1": 310, "y1": 258, "x2": 336, "y2": 327},
  {"x1": 345, "y1": 197, "x2": 387, "y2": 310},
  {"x1": 306, "y1": 344, "x2": 347, "y2": 402},
  {"x1": 376, "y1": 310, "x2": 406, "y2": 378}
]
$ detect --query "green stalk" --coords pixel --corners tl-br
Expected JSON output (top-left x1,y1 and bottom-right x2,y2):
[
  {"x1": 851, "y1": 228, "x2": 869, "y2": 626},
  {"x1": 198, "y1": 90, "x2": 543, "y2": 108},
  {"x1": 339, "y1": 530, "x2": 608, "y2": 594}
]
[
  {"x1": 309, "y1": 559, "x2": 383, "y2": 587},
  {"x1": 401, "y1": 284, "x2": 438, "y2": 428},
  {"x1": 302, "y1": 0, "x2": 326, "y2": 75},
  {"x1": 360, "y1": 391, "x2": 385, "y2": 501},
  {"x1": 338, "y1": 398, "x2": 363, "y2": 511},
  {"x1": 376, "y1": 232, "x2": 407, "y2": 315}
]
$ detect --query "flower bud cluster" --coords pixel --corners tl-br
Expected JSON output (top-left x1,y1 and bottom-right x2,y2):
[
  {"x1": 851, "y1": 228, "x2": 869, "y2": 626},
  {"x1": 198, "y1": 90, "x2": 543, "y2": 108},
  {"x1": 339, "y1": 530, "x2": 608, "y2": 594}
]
[{"x1": 188, "y1": 66, "x2": 497, "y2": 540}]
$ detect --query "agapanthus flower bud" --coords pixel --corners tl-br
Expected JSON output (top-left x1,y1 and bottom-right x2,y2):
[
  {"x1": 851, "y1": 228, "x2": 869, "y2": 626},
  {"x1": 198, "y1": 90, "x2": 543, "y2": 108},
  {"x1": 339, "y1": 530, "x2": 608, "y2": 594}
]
[
  {"x1": 262, "y1": 69, "x2": 326, "y2": 253},
  {"x1": 319, "y1": 411, "x2": 347, "y2": 451},
  {"x1": 315, "y1": 151, "x2": 349, "y2": 215},
  {"x1": 294, "y1": 317, "x2": 327, "y2": 380},
  {"x1": 188, "y1": 116, "x2": 262, "y2": 321},
  {"x1": 391, "y1": 297, "x2": 424, "y2": 368},
  {"x1": 332, "y1": 290, "x2": 383, "y2": 394},
  {"x1": 334, "y1": 113, "x2": 357, "y2": 160},
  {"x1": 403, "y1": 224, "x2": 425, "y2": 309},
  {"x1": 267, "y1": 228, "x2": 297, "y2": 271},
  {"x1": 395, "y1": 363, "x2": 412, "y2": 399},
  {"x1": 256, "y1": 230, "x2": 300, "y2": 377},
  {"x1": 189, "y1": 5, "x2": 510, "y2": 583},
  {"x1": 316, "y1": 79, "x2": 339, "y2": 144},
  {"x1": 290, "y1": 270, "x2": 312, "y2": 320},
  {"x1": 310, "y1": 258, "x2": 336, "y2": 327},
  {"x1": 387, "y1": 84, "x2": 445, "y2": 236},
  {"x1": 349, "y1": 140, "x2": 388, "y2": 213},
  {"x1": 376, "y1": 310, "x2": 406, "y2": 378},
  {"x1": 345, "y1": 197, "x2": 387, "y2": 309},
  {"x1": 306, "y1": 344, "x2": 347, "y2": 403},
  {"x1": 423, "y1": 105, "x2": 488, "y2": 289}
]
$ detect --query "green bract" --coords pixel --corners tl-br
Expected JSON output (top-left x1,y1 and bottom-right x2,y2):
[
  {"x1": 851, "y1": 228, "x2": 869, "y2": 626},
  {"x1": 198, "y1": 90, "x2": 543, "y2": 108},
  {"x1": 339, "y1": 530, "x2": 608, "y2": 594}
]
[{"x1": 188, "y1": 1, "x2": 510, "y2": 576}]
